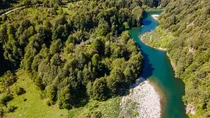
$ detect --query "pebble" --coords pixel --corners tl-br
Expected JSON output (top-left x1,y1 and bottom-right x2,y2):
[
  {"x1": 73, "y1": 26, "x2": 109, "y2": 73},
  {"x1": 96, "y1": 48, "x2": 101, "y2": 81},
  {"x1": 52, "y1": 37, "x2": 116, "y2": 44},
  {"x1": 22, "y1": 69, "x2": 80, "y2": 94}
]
[{"x1": 120, "y1": 77, "x2": 161, "y2": 118}]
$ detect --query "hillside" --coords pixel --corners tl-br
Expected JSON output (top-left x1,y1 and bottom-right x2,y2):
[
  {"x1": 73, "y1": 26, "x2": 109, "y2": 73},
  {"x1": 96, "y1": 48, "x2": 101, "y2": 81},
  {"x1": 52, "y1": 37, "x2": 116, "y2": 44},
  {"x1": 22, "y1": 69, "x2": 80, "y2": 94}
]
[{"x1": 142, "y1": 0, "x2": 210, "y2": 117}]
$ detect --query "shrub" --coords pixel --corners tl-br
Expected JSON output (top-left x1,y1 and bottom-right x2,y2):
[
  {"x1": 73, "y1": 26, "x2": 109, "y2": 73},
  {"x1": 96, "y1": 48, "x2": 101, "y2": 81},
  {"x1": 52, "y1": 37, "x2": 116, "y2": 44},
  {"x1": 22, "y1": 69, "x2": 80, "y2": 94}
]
[
  {"x1": 0, "y1": 94, "x2": 13, "y2": 105},
  {"x1": 6, "y1": 105, "x2": 17, "y2": 113},
  {"x1": 15, "y1": 87, "x2": 26, "y2": 95}
]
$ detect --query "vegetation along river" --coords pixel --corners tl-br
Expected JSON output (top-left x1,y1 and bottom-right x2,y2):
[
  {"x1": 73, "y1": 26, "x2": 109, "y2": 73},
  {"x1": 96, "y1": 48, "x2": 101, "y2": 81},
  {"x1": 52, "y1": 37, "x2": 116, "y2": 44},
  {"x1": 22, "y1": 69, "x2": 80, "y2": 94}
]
[{"x1": 129, "y1": 11, "x2": 188, "y2": 118}]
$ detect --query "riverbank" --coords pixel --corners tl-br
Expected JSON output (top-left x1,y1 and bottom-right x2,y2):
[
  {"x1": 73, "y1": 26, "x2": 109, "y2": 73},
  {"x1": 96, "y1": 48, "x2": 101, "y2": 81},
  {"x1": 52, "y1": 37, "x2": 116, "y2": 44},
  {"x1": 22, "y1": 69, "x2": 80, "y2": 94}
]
[
  {"x1": 151, "y1": 14, "x2": 159, "y2": 20},
  {"x1": 166, "y1": 53, "x2": 177, "y2": 77},
  {"x1": 129, "y1": 11, "x2": 188, "y2": 118},
  {"x1": 140, "y1": 34, "x2": 178, "y2": 77},
  {"x1": 139, "y1": 36, "x2": 167, "y2": 51},
  {"x1": 119, "y1": 77, "x2": 161, "y2": 118}
]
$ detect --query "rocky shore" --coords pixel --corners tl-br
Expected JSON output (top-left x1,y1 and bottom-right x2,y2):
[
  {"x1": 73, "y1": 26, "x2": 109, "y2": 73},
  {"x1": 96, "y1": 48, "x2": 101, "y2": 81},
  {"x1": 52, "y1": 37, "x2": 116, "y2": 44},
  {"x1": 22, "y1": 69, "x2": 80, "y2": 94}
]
[{"x1": 119, "y1": 77, "x2": 161, "y2": 118}]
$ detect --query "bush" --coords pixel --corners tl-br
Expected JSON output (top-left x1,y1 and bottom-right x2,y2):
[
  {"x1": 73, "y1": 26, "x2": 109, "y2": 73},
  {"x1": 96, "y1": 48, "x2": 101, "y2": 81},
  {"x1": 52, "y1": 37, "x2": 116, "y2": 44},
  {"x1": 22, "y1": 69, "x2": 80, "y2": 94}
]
[
  {"x1": 6, "y1": 105, "x2": 17, "y2": 113},
  {"x1": 15, "y1": 87, "x2": 26, "y2": 95},
  {"x1": 0, "y1": 107, "x2": 5, "y2": 118},
  {"x1": 0, "y1": 94, "x2": 13, "y2": 105},
  {"x1": 1, "y1": 71, "x2": 17, "y2": 87},
  {"x1": 89, "y1": 111, "x2": 102, "y2": 118}
]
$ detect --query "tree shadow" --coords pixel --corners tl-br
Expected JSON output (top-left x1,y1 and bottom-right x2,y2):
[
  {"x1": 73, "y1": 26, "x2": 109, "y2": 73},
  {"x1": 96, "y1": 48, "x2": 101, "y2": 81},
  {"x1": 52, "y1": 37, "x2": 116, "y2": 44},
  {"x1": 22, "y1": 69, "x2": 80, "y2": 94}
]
[
  {"x1": 140, "y1": 49, "x2": 155, "y2": 79},
  {"x1": 0, "y1": 46, "x2": 15, "y2": 76},
  {"x1": 142, "y1": 20, "x2": 152, "y2": 26},
  {"x1": 124, "y1": 44, "x2": 155, "y2": 92},
  {"x1": 174, "y1": 77, "x2": 188, "y2": 118}
]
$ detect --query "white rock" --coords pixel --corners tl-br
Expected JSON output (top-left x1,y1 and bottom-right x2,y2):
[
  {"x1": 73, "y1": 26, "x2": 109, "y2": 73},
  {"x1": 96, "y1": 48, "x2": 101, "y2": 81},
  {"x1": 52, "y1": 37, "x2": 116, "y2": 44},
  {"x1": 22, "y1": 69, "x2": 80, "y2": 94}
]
[{"x1": 120, "y1": 77, "x2": 161, "y2": 118}]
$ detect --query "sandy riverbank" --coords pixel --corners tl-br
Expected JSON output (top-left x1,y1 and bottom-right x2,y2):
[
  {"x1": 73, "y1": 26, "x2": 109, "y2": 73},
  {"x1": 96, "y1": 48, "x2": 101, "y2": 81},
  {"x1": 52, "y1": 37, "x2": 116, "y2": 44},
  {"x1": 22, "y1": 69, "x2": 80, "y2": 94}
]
[
  {"x1": 151, "y1": 14, "x2": 159, "y2": 20},
  {"x1": 120, "y1": 77, "x2": 161, "y2": 118}
]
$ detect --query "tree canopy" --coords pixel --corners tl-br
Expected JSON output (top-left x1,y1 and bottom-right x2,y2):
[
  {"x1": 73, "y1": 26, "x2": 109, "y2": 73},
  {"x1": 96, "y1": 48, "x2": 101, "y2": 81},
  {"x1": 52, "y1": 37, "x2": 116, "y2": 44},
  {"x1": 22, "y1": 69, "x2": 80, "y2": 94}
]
[{"x1": 0, "y1": 0, "x2": 144, "y2": 114}]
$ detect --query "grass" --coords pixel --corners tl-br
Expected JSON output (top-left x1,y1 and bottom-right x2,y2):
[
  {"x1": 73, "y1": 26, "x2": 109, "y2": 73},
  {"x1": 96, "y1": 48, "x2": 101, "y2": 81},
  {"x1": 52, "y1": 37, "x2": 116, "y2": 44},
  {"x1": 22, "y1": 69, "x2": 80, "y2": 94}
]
[
  {"x1": 6, "y1": 69, "x2": 68, "y2": 118},
  {"x1": 68, "y1": 97, "x2": 121, "y2": 118},
  {"x1": 5, "y1": 69, "x2": 121, "y2": 118}
]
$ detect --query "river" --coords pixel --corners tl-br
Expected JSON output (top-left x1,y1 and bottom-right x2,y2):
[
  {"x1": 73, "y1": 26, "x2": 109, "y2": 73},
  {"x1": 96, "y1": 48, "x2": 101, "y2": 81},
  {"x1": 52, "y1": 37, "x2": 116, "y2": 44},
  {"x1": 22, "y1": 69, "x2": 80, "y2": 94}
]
[{"x1": 129, "y1": 11, "x2": 188, "y2": 118}]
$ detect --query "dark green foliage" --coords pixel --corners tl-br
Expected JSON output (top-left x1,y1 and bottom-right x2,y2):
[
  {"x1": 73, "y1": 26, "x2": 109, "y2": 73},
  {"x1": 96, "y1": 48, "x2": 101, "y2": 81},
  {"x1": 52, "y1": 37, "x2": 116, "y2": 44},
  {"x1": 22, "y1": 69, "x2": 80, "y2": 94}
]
[
  {"x1": 6, "y1": 105, "x2": 17, "y2": 113},
  {"x1": 14, "y1": 86, "x2": 26, "y2": 95},
  {"x1": 92, "y1": 77, "x2": 108, "y2": 101},
  {"x1": 0, "y1": 94, "x2": 17, "y2": 117},
  {"x1": 0, "y1": 0, "x2": 65, "y2": 10},
  {"x1": 0, "y1": 0, "x2": 16, "y2": 9},
  {"x1": 0, "y1": 94, "x2": 13, "y2": 105},
  {"x1": 0, "y1": 0, "x2": 144, "y2": 111},
  {"x1": 23, "y1": 0, "x2": 32, "y2": 7},
  {"x1": 0, "y1": 71, "x2": 17, "y2": 87},
  {"x1": 148, "y1": 0, "x2": 210, "y2": 117},
  {"x1": 0, "y1": 71, "x2": 17, "y2": 116},
  {"x1": 142, "y1": 0, "x2": 170, "y2": 7}
]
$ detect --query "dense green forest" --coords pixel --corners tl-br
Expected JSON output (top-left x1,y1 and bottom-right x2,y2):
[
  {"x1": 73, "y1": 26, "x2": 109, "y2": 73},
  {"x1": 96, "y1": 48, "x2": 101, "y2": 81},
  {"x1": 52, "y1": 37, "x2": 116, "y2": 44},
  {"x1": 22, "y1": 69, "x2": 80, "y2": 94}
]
[
  {"x1": 141, "y1": 0, "x2": 169, "y2": 8},
  {"x1": 0, "y1": 0, "x2": 63, "y2": 8},
  {"x1": 0, "y1": 0, "x2": 17, "y2": 9},
  {"x1": 1, "y1": 0, "x2": 209, "y2": 118},
  {"x1": 0, "y1": 0, "x2": 145, "y2": 117},
  {"x1": 142, "y1": 0, "x2": 210, "y2": 117}
]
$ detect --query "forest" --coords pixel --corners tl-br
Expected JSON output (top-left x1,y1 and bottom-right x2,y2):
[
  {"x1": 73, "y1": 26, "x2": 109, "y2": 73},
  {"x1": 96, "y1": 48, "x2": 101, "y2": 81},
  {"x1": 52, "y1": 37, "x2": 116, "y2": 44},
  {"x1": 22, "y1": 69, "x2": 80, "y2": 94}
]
[
  {"x1": 1, "y1": 0, "x2": 209, "y2": 118},
  {"x1": 0, "y1": 0, "x2": 146, "y2": 117},
  {"x1": 142, "y1": 0, "x2": 210, "y2": 117}
]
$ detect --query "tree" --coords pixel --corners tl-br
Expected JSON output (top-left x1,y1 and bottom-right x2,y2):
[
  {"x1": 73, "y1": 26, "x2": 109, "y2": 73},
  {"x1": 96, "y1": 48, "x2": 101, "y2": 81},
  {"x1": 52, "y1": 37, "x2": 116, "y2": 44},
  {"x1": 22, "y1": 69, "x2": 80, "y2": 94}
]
[
  {"x1": 91, "y1": 54, "x2": 100, "y2": 66},
  {"x1": 92, "y1": 77, "x2": 108, "y2": 100},
  {"x1": 107, "y1": 68, "x2": 125, "y2": 94},
  {"x1": 121, "y1": 31, "x2": 130, "y2": 44},
  {"x1": 1, "y1": 71, "x2": 17, "y2": 87},
  {"x1": 0, "y1": 0, "x2": 145, "y2": 111},
  {"x1": 50, "y1": 53, "x2": 62, "y2": 66},
  {"x1": 14, "y1": 86, "x2": 26, "y2": 95},
  {"x1": 66, "y1": 35, "x2": 76, "y2": 44},
  {"x1": 86, "y1": 82, "x2": 93, "y2": 97},
  {"x1": 132, "y1": 6, "x2": 143, "y2": 26},
  {"x1": 50, "y1": 39, "x2": 62, "y2": 54},
  {"x1": 91, "y1": 38, "x2": 105, "y2": 55},
  {"x1": 97, "y1": 19, "x2": 109, "y2": 36},
  {"x1": 46, "y1": 84, "x2": 57, "y2": 104},
  {"x1": 23, "y1": 0, "x2": 31, "y2": 7},
  {"x1": 123, "y1": 67, "x2": 134, "y2": 83},
  {"x1": 58, "y1": 85, "x2": 75, "y2": 109}
]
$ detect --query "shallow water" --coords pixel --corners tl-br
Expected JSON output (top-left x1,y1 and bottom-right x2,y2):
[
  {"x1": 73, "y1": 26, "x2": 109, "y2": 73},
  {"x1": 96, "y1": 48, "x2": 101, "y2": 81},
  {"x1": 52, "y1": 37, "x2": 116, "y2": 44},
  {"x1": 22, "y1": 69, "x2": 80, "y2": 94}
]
[{"x1": 129, "y1": 11, "x2": 187, "y2": 118}]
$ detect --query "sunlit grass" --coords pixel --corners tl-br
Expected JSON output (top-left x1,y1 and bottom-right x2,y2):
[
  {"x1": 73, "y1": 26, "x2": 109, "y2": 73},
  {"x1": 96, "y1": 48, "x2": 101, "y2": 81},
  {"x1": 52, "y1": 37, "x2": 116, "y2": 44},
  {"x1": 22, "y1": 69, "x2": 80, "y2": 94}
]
[
  {"x1": 6, "y1": 69, "x2": 68, "y2": 118},
  {"x1": 6, "y1": 69, "x2": 121, "y2": 118}
]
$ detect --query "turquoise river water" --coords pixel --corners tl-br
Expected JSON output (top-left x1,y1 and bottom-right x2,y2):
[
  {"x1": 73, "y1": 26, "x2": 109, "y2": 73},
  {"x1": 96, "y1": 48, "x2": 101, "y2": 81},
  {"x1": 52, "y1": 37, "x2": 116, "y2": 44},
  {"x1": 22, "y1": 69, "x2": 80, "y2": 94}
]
[{"x1": 129, "y1": 11, "x2": 188, "y2": 118}]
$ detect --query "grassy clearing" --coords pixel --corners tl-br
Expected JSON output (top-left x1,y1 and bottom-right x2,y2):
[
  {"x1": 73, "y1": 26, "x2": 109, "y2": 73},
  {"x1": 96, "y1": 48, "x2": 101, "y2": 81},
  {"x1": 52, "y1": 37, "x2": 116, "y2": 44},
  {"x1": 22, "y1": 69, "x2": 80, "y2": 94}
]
[
  {"x1": 5, "y1": 69, "x2": 121, "y2": 118},
  {"x1": 6, "y1": 69, "x2": 68, "y2": 118}
]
